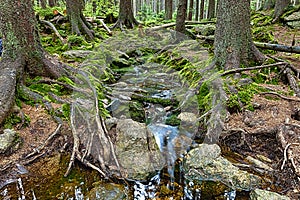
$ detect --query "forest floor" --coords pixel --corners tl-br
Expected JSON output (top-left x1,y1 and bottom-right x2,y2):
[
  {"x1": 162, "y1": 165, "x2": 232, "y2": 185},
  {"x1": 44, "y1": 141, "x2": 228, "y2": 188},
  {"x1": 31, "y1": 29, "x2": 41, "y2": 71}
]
[{"x1": 0, "y1": 17, "x2": 300, "y2": 199}]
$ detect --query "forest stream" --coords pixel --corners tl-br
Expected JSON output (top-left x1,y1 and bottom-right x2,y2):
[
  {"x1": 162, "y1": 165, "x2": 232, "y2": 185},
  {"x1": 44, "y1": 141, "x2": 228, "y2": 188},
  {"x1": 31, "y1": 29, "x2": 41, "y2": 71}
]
[{"x1": 0, "y1": 29, "x2": 299, "y2": 200}]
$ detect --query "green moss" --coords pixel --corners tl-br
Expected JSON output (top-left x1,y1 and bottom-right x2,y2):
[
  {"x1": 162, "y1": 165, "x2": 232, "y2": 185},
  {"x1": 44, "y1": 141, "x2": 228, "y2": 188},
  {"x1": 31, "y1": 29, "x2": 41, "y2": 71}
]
[
  {"x1": 3, "y1": 113, "x2": 30, "y2": 129},
  {"x1": 197, "y1": 82, "x2": 212, "y2": 112},
  {"x1": 165, "y1": 114, "x2": 181, "y2": 126},
  {"x1": 226, "y1": 83, "x2": 265, "y2": 112},
  {"x1": 129, "y1": 102, "x2": 145, "y2": 123}
]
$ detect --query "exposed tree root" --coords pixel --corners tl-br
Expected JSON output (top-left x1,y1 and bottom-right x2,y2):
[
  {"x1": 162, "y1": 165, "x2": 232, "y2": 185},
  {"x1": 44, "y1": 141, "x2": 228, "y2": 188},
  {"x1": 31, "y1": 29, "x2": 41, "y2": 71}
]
[
  {"x1": 111, "y1": 18, "x2": 139, "y2": 30},
  {"x1": 64, "y1": 71, "x2": 121, "y2": 178}
]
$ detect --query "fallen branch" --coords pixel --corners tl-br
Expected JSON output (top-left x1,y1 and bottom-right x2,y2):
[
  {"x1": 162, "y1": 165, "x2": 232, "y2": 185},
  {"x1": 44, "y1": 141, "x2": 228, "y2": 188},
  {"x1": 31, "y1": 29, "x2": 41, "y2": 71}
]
[
  {"x1": 260, "y1": 91, "x2": 300, "y2": 102},
  {"x1": 254, "y1": 42, "x2": 300, "y2": 54},
  {"x1": 195, "y1": 35, "x2": 300, "y2": 54},
  {"x1": 99, "y1": 19, "x2": 112, "y2": 35},
  {"x1": 147, "y1": 21, "x2": 215, "y2": 31},
  {"x1": 221, "y1": 62, "x2": 288, "y2": 76},
  {"x1": 40, "y1": 20, "x2": 66, "y2": 45}
]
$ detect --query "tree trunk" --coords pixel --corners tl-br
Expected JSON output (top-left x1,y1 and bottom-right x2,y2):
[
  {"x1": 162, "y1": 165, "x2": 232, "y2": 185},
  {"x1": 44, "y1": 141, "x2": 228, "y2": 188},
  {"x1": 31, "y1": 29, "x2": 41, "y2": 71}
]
[
  {"x1": 188, "y1": 0, "x2": 194, "y2": 20},
  {"x1": 264, "y1": 0, "x2": 275, "y2": 10},
  {"x1": 0, "y1": 0, "x2": 67, "y2": 124},
  {"x1": 175, "y1": 0, "x2": 188, "y2": 34},
  {"x1": 199, "y1": 0, "x2": 204, "y2": 20},
  {"x1": 40, "y1": 0, "x2": 47, "y2": 8},
  {"x1": 112, "y1": 0, "x2": 139, "y2": 29},
  {"x1": 207, "y1": 0, "x2": 215, "y2": 19},
  {"x1": 195, "y1": 0, "x2": 200, "y2": 21},
  {"x1": 48, "y1": 0, "x2": 57, "y2": 7},
  {"x1": 273, "y1": 0, "x2": 290, "y2": 22},
  {"x1": 165, "y1": 0, "x2": 173, "y2": 20},
  {"x1": 66, "y1": 0, "x2": 94, "y2": 40},
  {"x1": 214, "y1": 0, "x2": 265, "y2": 70}
]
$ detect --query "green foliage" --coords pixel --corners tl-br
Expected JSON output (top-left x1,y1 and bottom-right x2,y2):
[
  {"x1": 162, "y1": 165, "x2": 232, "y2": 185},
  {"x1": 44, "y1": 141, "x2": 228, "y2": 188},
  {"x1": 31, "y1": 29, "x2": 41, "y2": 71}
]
[
  {"x1": 165, "y1": 114, "x2": 181, "y2": 126},
  {"x1": 34, "y1": 6, "x2": 65, "y2": 20},
  {"x1": 3, "y1": 113, "x2": 30, "y2": 129},
  {"x1": 226, "y1": 82, "x2": 265, "y2": 112},
  {"x1": 252, "y1": 27, "x2": 276, "y2": 43},
  {"x1": 67, "y1": 35, "x2": 89, "y2": 47}
]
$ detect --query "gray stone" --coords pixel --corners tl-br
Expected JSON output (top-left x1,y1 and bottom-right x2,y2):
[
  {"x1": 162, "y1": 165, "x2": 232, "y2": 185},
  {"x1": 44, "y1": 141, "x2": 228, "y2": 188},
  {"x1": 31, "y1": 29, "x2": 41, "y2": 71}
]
[
  {"x1": 284, "y1": 11, "x2": 300, "y2": 28},
  {"x1": 0, "y1": 129, "x2": 19, "y2": 154},
  {"x1": 250, "y1": 189, "x2": 290, "y2": 200},
  {"x1": 184, "y1": 144, "x2": 261, "y2": 191},
  {"x1": 86, "y1": 182, "x2": 126, "y2": 200},
  {"x1": 115, "y1": 119, "x2": 164, "y2": 180}
]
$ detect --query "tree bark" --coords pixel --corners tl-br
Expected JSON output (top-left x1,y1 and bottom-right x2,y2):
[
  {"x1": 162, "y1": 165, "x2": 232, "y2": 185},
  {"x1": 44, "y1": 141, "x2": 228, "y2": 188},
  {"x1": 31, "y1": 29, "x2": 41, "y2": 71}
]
[
  {"x1": 214, "y1": 0, "x2": 265, "y2": 70},
  {"x1": 112, "y1": 0, "x2": 139, "y2": 29},
  {"x1": 66, "y1": 0, "x2": 94, "y2": 40},
  {"x1": 188, "y1": 0, "x2": 194, "y2": 20},
  {"x1": 264, "y1": 0, "x2": 275, "y2": 10},
  {"x1": 0, "y1": 0, "x2": 67, "y2": 124},
  {"x1": 195, "y1": 0, "x2": 200, "y2": 21},
  {"x1": 175, "y1": 0, "x2": 188, "y2": 34},
  {"x1": 273, "y1": 0, "x2": 290, "y2": 22},
  {"x1": 199, "y1": 0, "x2": 204, "y2": 20},
  {"x1": 48, "y1": 0, "x2": 57, "y2": 7},
  {"x1": 40, "y1": 0, "x2": 47, "y2": 8},
  {"x1": 165, "y1": 0, "x2": 173, "y2": 20},
  {"x1": 207, "y1": 0, "x2": 215, "y2": 19}
]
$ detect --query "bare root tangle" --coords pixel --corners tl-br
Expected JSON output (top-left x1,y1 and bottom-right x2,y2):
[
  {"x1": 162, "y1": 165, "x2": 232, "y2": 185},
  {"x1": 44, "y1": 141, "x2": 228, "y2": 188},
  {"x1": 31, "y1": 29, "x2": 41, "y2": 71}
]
[
  {"x1": 111, "y1": 18, "x2": 139, "y2": 31},
  {"x1": 64, "y1": 71, "x2": 120, "y2": 178}
]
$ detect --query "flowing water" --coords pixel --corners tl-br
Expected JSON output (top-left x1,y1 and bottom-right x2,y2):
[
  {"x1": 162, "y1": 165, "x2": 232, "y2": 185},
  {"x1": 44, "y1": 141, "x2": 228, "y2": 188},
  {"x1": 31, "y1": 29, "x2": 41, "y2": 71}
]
[{"x1": 0, "y1": 30, "x2": 246, "y2": 199}]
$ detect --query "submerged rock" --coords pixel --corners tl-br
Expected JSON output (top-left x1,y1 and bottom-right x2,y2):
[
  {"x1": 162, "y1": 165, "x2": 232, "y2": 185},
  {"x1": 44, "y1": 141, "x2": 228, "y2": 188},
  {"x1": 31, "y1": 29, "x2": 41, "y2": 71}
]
[
  {"x1": 86, "y1": 182, "x2": 127, "y2": 200},
  {"x1": 114, "y1": 119, "x2": 164, "y2": 180},
  {"x1": 183, "y1": 144, "x2": 261, "y2": 191},
  {"x1": 250, "y1": 189, "x2": 290, "y2": 200},
  {"x1": 0, "y1": 129, "x2": 20, "y2": 154}
]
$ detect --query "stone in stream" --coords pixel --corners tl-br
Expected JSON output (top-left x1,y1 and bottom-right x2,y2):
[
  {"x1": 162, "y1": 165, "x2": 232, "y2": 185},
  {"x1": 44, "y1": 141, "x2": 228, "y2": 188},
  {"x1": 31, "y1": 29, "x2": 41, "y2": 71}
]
[
  {"x1": 250, "y1": 189, "x2": 290, "y2": 200},
  {"x1": 183, "y1": 144, "x2": 261, "y2": 191},
  {"x1": 86, "y1": 182, "x2": 127, "y2": 200},
  {"x1": 114, "y1": 119, "x2": 165, "y2": 180},
  {"x1": 0, "y1": 129, "x2": 21, "y2": 154}
]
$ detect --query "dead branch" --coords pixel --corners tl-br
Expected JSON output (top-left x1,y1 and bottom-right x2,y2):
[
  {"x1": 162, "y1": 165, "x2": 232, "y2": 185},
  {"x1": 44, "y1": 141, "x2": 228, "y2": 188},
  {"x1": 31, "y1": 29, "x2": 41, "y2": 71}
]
[
  {"x1": 260, "y1": 91, "x2": 300, "y2": 102},
  {"x1": 254, "y1": 42, "x2": 300, "y2": 54},
  {"x1": 221, "y1": 62, "x2": 288, "y2": 76},
  {"x1": 99, "y1": 19, "x2": 112, "y2": 35},
  {"x1": 281, "y1": 143, "x2": 300, "y2": 170},
  {"x1": 40, "y1": 20, "x2": 66, "y2": 45},
  {"x1": 148, "y1": 21, "x2": 215, "y2": 32}
]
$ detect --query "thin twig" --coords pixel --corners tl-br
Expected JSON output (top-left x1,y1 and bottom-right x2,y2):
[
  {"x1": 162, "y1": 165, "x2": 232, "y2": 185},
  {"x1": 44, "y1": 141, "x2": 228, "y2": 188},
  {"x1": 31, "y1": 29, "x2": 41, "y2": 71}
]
[
  {"x1": 260, "y1": 91, "x2": 300, "y2": 102},
  {"x1": 40, "y1": 20, "x2": 66, "y2": 44},
  {"x1": 281, "y1": 143, "x2": 291, "y2": 170},
  {"x1": 221, "y1": 62, "x2": 287, "y2": 76},
  {"x1": 25, "y1": 124, "x2": 62, "y2": 159}
]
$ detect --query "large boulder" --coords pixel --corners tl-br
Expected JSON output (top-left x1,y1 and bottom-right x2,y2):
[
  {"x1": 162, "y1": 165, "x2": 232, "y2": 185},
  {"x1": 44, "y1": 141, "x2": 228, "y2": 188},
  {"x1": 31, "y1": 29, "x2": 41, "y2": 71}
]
[
  {"x1": 284, "y1": 11, "x2": 300, "y2": 28},
  {"x1": 183, "y1": 144, "x2": 261, "y2": 191},
  {"x1": 114, "y1": 119, "x2": 164, "y2": 180},
  {"x1": 250, "y1": 189, "x2": 290, "y2": 200}
]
